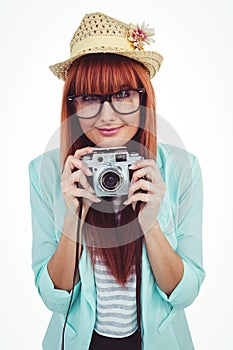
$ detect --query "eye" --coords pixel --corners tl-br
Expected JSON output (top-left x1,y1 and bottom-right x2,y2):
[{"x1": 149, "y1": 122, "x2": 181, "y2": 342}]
[
  {"x1": 82, "y1": 94, "x2": 100, "y2": 103},
  {"x1": 114, "y1": 90, "x2": 131, "y2": 99}
]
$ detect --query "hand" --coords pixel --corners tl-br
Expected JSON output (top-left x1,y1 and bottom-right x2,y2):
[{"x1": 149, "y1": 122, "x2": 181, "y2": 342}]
[
  {"x1": 61, "y1": 147, "x2": 101, "y2": 219},
  {"x1": 123, "y1": 159, "x2": 166, "y2": 233}
]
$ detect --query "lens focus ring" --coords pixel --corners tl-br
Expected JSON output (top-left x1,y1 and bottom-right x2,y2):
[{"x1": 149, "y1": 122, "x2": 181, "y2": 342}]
[{"x1": 99, "y1": 168, "x2": 123, "y2": 192}]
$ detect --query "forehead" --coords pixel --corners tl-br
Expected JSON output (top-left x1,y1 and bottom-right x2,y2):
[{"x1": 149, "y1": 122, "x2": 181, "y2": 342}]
[{"x1": 74, "y1": 54, "x2": 141, "y2": 94}]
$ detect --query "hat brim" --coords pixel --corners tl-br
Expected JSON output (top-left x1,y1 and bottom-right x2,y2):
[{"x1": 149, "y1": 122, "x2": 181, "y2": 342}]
[{"x1": 49, "y1": 48, "x2": 163, "y2": 80}]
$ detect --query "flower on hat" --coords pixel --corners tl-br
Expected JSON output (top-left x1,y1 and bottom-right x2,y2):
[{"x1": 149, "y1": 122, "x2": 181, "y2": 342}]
[{"x1": 127, "y1": 22, "x2": 155, "y2": 50}]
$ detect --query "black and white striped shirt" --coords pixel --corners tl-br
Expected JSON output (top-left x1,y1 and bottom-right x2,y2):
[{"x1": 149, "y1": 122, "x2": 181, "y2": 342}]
[{"x1": 93, "y1": 257, "x2": 137, "y2": 338}]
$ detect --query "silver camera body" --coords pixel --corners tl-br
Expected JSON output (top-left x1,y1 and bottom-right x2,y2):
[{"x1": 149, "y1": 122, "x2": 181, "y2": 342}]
[{"x1": 82, "y1": 146, "x2": 143, "y2": 197}]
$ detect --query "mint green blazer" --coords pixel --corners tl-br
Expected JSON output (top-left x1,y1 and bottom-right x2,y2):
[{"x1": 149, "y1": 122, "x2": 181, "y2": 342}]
[{"x1": 29, "y1": 143, "x2": 205, "y2": 349}]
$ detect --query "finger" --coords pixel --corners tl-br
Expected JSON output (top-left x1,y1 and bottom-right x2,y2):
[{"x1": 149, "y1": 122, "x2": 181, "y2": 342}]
[
  {"x1": 63, "y1": 155, "x2": 92, "y2": 177},
  {"x1": 129, "y1": 159, "x2": 157, "y2": 171},
  {"x1": 128, "y1": 179, "x2": 152, "y2": 197},
  {"x1": 68, "y1": 187, "x2": 101, "y2": 203},
  {"x1": 71, "y1": 170, "x2": 95, "y2": 193},
  {"x1": 128, "y1": 179, "x2": 166, "y2": 199},
  {"x1": 74, "y1": 146, "x2": 93, "y2": 159},
  {"x1": 131, "y1": 166, "x2": 156, "y2": 184},
  {"x1": 132, "y1": 202, "x2": 137, "y2": 212},
  {"x1": 123, "y1": 192, "x2": 150, "y2": 205}
]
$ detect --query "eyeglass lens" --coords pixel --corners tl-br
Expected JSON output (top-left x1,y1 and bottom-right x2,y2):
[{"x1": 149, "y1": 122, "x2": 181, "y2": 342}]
[{"x1": 72, "y1": 90, "x2": 141, "y2": 118}]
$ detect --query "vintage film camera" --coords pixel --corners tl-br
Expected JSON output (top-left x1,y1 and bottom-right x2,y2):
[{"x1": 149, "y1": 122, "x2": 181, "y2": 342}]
[{"x1": 81, "y1": 146, "x2": 143, "y2": 197}]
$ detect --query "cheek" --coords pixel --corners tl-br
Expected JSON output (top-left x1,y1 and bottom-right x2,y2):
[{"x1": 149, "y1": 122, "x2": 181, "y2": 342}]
[
  {"x1": 127, "y1": 112, "x2": 141, "y2": 129},
  {"x1": 78, "y1": 120, "x2": 99, "y2": 144},
  {"x1": 122, "y1": 115, "x2": 140, "y2": 139},
  {"x1": 78, "y1": 120, "x2": 93, "y2": 134},
  {"x1": 124, "y1": 125, "x2": 139, "y2": 139}
]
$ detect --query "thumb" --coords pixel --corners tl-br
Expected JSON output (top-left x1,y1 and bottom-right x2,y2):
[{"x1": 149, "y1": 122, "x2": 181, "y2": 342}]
[{"x1": 132, "y1": 202, "x2": 136, "y2": 211}]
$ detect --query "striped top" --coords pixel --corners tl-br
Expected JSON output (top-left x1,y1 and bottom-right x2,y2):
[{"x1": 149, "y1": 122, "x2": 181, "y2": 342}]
[{"x1": 93, "y1": 257, "x2": 138, "y2": 338}]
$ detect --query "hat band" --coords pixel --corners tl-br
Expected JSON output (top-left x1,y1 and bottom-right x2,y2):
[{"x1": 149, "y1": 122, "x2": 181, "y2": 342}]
[{"x1": 71, "y1": 35, "x2": 134, "y2": 57}]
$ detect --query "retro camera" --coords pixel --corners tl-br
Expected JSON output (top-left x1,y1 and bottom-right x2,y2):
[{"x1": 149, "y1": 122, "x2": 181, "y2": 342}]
[{"x1": 82, "y1": 146, "x2": 143, "y2": 197}]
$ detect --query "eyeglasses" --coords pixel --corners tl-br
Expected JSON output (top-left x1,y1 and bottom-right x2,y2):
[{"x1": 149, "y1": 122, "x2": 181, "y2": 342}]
[{"x1": 67, "y1": 88, "x2": 145, "y2": 119}]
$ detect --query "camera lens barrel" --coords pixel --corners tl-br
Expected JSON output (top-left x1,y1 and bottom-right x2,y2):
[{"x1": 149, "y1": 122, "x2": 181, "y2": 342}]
[{"x1": 99, "y1": 168, "x2": 123, "y2": 192}]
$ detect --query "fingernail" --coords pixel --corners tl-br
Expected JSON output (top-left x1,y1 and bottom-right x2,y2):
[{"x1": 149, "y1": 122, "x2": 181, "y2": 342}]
[
  {"x1": 130, "y1": 178, "x2": 135, "y2": 185},
  {"x1": 94, "y1": 197, "x2": 101, "y2": 203},
  {"x1": 86, "y1": 168, "x2": 93, "y2": 175},
  {"x1": 123, "y1": 200, "x2": 129, "y2": 205},
  {"x1": 129, "y1": 163, "x2": 136, "y2": 169},
  {"x1": 89, "y1": 186, "x2": 95, "y2": 193}
]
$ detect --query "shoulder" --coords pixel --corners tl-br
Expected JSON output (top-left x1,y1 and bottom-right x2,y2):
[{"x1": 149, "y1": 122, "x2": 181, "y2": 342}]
[
  {"x1": 28, "y1": 149, "x2": 61, "y2": 196},
  {"x1": 157, "y1": 142, "x2": 197, "y2": 166},
  {"x1": 157, "y1": 143, "x2": 202, "y2": 199},
  {"x1": 28, "y1": 149, "x2": 61, "y2": 178},
  {"x1": 157, "y1": 142, "x2": 199, "y2": 175}
]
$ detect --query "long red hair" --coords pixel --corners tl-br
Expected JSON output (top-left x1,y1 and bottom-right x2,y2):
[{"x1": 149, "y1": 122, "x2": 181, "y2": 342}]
[{"x1": 60, "y1": 54, "x2": 157, "y2": 286}]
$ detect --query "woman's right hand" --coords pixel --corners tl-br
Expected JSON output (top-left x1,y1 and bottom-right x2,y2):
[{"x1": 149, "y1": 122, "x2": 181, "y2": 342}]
[{"x1": 61, "y1": 146, "x2": 101, "y2": 218}]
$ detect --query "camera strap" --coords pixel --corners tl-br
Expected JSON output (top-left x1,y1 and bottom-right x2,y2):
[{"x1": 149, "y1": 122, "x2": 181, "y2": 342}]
[
  {"x1": 112, "y1": 196, "x2": 122, "y2": 226},
  {"x1": 61, "y1": 198, "x2": 83, "y2": 350}
]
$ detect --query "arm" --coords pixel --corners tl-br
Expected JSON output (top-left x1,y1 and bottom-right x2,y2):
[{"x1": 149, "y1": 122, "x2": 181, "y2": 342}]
[
  {"x1": 154, "y1": 156, "x2": 205, "y2": 308},
  {"x1": 47, "y1": 147, "x2": 100, "y2": 291},
  {"x1": 124, "y1": 158, "x2": 183, "y2": 294},
  {"x1": 143, "y1": 221, "x2": 184, "y2": 296},
  {"x1": 29, "y1": 157, "x2": 81, "y2": 313},
  {"x1": 124, "y1": 152, "x2": 205, "y2": 308},
  {"x1": 29, "y1": 148, "x2": 99, "y2": 312},
  {"x1": 47, "y1": 214, "x2": 80, "y2": 292}
]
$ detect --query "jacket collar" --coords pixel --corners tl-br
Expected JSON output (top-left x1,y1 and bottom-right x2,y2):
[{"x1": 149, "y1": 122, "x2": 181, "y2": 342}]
[
  {"x1": 156, "y1": 142, "x2": 163, "y2": 169},
  {"x1": 79, "y1": 245, "x2": 96, "y2": 313}
]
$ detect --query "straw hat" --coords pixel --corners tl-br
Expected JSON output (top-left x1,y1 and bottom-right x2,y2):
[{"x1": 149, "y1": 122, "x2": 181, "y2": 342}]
[{"x1": 49, "y1": 12, "x2": 163, "y2": 80}]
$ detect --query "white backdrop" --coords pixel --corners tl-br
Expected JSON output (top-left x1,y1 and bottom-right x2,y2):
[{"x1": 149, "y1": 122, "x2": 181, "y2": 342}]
[{"x1": 1, "y1": 0, "x2": 233, "y2": 349}]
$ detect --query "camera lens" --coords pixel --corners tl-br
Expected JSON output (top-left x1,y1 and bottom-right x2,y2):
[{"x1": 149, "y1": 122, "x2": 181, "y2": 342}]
[
  {"x1": 102, "y1": 172, "x2": 119, "y2": 190},
  {"x1": 99, "y1": 169, "x2": 122, "y2": 192}
]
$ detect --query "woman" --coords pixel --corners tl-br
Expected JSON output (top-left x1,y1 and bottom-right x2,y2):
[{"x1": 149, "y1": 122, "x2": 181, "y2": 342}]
[{"x1": 29, "y1": 12, "x2": 205, "y2": 350}]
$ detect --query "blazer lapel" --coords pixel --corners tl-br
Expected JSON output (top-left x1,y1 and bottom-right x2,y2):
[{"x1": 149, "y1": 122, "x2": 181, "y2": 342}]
[{"x1": 79, "y1": 244, "x2": 96, "y2": 313}]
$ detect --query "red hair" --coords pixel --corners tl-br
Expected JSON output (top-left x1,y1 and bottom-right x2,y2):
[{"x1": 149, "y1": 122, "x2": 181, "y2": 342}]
[{"x1": 60, "y1": 53, "x2": 157, "y2": 286}]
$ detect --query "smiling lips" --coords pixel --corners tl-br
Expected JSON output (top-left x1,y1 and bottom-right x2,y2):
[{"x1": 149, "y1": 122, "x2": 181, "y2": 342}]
[{"x1": 97, "y1": 126, "x2": 122, "y2": 136}]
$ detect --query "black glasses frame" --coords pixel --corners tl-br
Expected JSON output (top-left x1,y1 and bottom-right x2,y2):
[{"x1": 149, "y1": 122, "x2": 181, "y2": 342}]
[{"x1": 67, "y1": 88, "x2": 146, "y2": 119}]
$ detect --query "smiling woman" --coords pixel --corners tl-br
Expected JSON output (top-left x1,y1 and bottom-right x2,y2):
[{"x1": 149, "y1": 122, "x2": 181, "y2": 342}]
[
  {"x1": 28, "y1": 11, "x2": 205, "y2": 350},
  {"x1": 65, "y1": 56, "x2": 143, "y2": 148},
  {"x1": 61, "y1": 53, "x2": 155, "y2": 154}
]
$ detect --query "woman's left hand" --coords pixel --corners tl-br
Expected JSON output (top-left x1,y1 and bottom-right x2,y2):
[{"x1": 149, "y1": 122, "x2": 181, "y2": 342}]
[{"x1": 123, "y1": 159, "x2": 166, "y2": 233}]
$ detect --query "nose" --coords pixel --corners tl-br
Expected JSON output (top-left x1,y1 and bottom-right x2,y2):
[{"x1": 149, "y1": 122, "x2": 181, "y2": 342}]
[{"x1": 98, "y1": 101, "x2": 118, "y2": 123}]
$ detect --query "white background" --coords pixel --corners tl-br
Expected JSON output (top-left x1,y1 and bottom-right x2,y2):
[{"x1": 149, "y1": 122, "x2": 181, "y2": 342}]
[{"x1": 1, "y1": 0, "x2": 233, "y2": 349}]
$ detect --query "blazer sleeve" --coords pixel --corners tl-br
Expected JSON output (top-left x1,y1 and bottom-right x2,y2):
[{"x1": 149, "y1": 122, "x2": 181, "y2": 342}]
[
  {"x1": 28, "y1": 156, "x2": 81, "y2": 314},
  {"x1": 156, "y1": 155, "x2": 206, "y2": 309}
]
